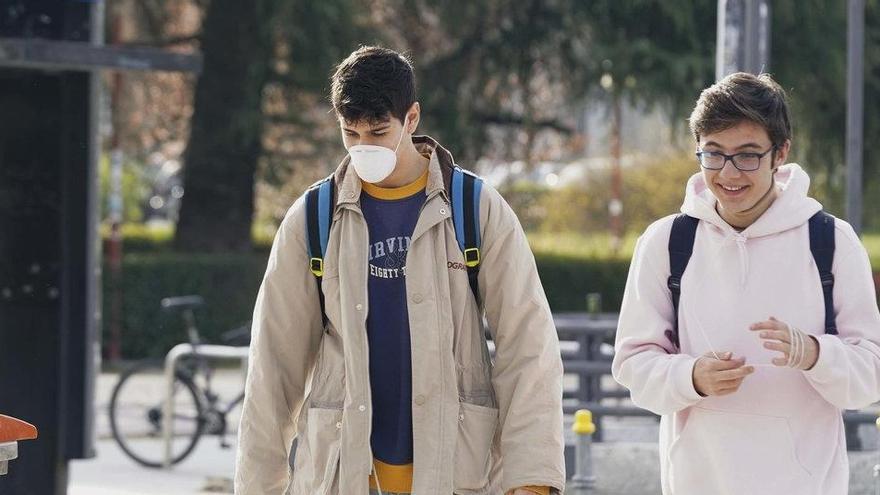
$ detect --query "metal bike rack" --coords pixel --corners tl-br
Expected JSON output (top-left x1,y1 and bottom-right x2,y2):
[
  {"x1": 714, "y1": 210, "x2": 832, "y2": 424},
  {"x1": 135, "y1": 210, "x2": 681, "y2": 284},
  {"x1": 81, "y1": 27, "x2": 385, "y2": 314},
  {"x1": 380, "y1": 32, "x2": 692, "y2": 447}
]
[{"x1": 162, "y1": 343, "x2": 249, "y2": 468}]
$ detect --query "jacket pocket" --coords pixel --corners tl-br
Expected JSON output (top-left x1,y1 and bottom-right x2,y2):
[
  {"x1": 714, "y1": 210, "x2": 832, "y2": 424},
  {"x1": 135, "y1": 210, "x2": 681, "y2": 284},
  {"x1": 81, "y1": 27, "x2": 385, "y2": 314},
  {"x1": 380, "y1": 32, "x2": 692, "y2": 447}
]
[
  {"x1": 291, "y1": 405, "x2": 343, "y2": 495},
  {"x1": 453, "y1": 401, "x2": 499, "y2": 491},
  {"x1": 668, "y1": 407, "x2": 811, "y2": 494},
  {"x1": 309, "y1": 331, "x2": 345, "y2": 407}
]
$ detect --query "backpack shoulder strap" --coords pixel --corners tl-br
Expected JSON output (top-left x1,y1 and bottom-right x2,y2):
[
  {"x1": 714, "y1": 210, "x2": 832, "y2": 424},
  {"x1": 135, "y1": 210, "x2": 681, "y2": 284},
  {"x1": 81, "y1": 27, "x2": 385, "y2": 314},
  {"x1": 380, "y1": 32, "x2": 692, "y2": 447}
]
[
  {"x1": 450, "y1": 166, "x2": 483, "y2": 307},
  {"x1": 305, "y1": 176, "x2": 335, "y2": 326},
  {"x1": 808, "y1": 210, "x2": 837, "y2": 335},
  {"x1": 667, "y1": 214, "x2": 700, "y2": 349}
]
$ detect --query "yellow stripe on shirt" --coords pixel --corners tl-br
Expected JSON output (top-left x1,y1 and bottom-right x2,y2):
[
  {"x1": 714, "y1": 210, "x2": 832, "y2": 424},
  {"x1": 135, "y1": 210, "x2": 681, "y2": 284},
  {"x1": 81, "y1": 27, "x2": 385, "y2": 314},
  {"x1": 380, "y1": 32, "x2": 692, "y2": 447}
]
[
  {"x1": 521, "y1": 486, "x2": 551, "y2": 495},
  {"x1": 367, "y1": 458, "x2": 549, "y2": 495},
  {"x1": 369, "y1": 458, "x2": 413, "y2": 493},
  {"x1": 361, "y1": 167, "x2": 429, "y2": 200}
]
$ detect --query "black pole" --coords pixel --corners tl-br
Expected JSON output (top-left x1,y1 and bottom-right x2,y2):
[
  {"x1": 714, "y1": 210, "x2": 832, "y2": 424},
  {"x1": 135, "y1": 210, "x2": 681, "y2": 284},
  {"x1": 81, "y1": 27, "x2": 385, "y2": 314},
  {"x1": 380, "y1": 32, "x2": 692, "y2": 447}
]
[{"x1": 846, "y1": 0, "x2": 865, "y2": 235}]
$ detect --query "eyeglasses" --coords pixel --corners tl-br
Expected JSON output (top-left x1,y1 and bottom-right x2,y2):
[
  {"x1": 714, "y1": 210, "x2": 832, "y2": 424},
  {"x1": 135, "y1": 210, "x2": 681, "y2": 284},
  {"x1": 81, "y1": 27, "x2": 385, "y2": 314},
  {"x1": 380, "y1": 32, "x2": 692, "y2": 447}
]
[{"x1": 696, "y1": 146, "x2": 776, "y2": 172}]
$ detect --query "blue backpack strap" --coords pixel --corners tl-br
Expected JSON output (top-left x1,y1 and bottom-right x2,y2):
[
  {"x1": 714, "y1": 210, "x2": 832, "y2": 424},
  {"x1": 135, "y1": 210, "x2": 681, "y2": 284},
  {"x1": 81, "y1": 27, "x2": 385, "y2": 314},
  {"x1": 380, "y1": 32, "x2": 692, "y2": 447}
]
[
  {"x1": 809, "y1": 211, "x2": 837, "y2": 335},
  {"x1": 451, "y1": 167, "x2": 483, "y2": 307},
  {"x1": 667, "y1": 214, "x2": 699, "y2": 350},
  {"x1": 305, "y1": 176, "x2": 335, "y2": 326}
]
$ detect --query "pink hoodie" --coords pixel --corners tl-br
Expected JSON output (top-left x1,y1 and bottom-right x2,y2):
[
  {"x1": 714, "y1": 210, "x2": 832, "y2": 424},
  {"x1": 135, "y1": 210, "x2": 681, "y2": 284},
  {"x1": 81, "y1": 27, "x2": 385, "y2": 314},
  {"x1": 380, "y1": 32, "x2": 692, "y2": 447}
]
[{"x1": 612, "y1": 164, "x2": 880, "y2": 494}]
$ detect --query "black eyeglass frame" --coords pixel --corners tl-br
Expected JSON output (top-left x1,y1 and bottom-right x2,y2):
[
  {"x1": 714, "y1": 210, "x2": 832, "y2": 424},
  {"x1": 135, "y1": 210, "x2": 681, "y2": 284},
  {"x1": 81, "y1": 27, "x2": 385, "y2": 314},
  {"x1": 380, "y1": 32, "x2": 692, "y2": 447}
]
[{"x1": 695, "y1": 145, "x2": 777, "y2": 172}]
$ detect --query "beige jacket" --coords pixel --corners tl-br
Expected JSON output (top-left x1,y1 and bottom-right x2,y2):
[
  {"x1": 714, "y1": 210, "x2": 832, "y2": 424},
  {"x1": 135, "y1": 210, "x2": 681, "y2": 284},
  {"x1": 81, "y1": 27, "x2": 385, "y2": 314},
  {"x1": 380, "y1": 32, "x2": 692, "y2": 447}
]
[{"x1": 234, "y1": 136, "x2": 565, "y2": 495}]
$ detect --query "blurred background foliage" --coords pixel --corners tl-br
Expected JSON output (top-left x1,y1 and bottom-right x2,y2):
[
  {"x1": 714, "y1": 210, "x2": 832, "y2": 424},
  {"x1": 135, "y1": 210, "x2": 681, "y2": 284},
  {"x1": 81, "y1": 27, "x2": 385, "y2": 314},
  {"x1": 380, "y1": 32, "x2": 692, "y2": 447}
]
[{"x1": 101, "y1": 0, "x2": 880, "y2": 358}]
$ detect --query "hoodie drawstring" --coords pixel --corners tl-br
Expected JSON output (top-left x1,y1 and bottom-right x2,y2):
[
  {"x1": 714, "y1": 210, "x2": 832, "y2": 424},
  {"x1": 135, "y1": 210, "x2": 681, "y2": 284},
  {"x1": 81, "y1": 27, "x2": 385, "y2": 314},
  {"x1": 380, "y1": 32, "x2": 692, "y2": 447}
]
[
  {"x1": 732, "y1": 233, "x2": 749, "y2": 287},
  {"x1": 711, "y1": 229, "x2": 750, "y2": 287}
]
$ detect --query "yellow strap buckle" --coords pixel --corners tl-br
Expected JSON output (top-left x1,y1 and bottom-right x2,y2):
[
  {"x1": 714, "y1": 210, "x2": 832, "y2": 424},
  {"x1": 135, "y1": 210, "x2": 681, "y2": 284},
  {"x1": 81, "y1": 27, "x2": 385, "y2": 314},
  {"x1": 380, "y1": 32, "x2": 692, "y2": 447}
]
[
  {"x1": 464, "y1": 248, "x2": 481, "y2": 268},
  {"x1": 310, "y1": 258, "x2": 324, "y2": 277}
]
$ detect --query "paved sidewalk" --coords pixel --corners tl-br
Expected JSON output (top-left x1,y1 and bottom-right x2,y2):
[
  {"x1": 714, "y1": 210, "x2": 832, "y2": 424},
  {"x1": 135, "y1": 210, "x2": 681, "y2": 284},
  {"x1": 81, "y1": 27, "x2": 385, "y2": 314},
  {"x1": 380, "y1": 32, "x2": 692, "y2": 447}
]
[
  {"x1": 70, "y1": 370, "x2": 242, "y2": 495},
  {"x1": 69, "y1": 437, "x2": 236, "y2": 495},
  {"x1": 68, "y1": 371, "x2": 880, "y2": 494}
]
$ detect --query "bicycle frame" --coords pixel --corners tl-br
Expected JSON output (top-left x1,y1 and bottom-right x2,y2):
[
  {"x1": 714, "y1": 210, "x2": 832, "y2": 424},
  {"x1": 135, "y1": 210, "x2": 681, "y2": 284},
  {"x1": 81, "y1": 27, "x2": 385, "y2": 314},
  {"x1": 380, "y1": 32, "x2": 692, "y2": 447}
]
[{"x1": 161, "y1": 343, "x2": 249, "y2": 468}]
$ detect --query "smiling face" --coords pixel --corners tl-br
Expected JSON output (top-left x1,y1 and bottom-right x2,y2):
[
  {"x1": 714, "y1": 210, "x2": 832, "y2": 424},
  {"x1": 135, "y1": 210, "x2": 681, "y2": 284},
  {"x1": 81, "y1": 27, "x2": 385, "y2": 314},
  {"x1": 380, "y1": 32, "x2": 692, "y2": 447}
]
[{"x1": 699, "y1": 120, "x2": 790, "y2": 226}]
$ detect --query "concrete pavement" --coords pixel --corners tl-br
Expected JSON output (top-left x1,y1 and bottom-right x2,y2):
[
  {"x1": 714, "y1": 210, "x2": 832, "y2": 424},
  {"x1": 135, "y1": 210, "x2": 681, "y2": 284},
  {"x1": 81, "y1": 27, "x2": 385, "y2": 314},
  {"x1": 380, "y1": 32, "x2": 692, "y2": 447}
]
[{"x1": 68, "y1": 371, "x2": 880, "y2": 494}]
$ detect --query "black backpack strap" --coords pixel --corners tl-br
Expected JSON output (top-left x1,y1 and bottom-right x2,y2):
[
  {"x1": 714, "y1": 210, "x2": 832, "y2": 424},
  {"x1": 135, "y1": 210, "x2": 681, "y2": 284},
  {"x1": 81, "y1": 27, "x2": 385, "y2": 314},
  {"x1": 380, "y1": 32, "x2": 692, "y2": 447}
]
[
  {"x1": 809, "y1": 211, "x2": 837, "y2": 335},
  {"x1": 305, "y1": 176, "x2": 335, "y2": 326},
  {"x1": 451, "y1": 167, "x2": 483, "y2": 307},
  {"x1": 666, "y1": 214, "x2": 700, "y2": 349}
]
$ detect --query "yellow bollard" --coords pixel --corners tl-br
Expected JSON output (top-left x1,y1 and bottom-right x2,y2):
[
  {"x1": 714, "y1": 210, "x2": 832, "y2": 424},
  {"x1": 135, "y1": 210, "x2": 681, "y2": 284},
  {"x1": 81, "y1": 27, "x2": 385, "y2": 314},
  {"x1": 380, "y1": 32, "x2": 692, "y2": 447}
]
[
  {"x1": 573, "y1": 409, "x2": 597, "y2": 435},
  {"x1": 571, "y1": 409, "x2": 597, "y2": 494}
]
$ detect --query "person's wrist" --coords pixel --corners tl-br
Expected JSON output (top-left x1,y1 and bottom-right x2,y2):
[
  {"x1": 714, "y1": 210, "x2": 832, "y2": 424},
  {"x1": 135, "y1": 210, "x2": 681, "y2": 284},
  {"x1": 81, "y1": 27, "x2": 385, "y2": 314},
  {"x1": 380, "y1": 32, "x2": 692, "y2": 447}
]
[
  {"x1": 804, "y1": 335, "x2": 820, "y2": 370},
  {"x1": 692, "y1": 358, "x2": 707, "y2": 397}
]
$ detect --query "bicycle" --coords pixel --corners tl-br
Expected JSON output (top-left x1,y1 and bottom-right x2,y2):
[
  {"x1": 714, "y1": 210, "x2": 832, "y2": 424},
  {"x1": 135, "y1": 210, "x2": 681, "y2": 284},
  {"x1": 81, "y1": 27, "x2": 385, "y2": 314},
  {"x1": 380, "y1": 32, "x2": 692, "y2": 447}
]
[{"x1": 108, "y1": 295, "x2": 251, "y2": 468}]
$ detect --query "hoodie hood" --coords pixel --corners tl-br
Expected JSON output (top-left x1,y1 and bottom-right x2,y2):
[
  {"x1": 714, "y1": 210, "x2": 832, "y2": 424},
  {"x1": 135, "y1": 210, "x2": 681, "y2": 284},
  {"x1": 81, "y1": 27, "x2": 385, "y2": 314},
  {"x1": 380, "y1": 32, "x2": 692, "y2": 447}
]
[
  {"x1": 679, "y1": 163, "x2": 823, "y2": 287},
  {"x1": 681, "y1": 163, "x2": 822, "y2": 238}
]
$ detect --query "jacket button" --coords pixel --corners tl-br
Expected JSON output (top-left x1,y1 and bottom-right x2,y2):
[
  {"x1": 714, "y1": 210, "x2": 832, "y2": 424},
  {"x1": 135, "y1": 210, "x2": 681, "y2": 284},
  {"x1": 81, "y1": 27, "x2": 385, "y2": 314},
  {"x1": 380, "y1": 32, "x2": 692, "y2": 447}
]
[
  {"x1": 459, "y1": 414, "x2": 464, "y2": 421},
  {"x1": 439, "y1": 208, "x2": 447, "y2": 215},
  {"x1": 358, "y1": 404, "x2": 366, "y2": 412},
  {"x1": 412, "y1": 293, "x2": 423, "y2": 304},
  {"x1": 336, "y1": 421, "x2": 342, "y2": 429},
  {"x1": 347, "y1": 191, "x2": 355, "y2": 198},
  {"x1": 355, "y1": 303, "x2": 363, "y2": 311},
  {"x1": 414, "y1": 395, "x2": 426, "y2": 406}
]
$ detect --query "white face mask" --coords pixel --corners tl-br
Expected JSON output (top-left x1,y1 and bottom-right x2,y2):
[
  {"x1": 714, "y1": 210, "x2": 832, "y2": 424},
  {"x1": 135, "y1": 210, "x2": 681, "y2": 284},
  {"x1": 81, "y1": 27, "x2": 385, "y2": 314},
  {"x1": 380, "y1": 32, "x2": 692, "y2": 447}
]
[{"x1": 348, "y1": 116, "x2": 409, "y2": 184}]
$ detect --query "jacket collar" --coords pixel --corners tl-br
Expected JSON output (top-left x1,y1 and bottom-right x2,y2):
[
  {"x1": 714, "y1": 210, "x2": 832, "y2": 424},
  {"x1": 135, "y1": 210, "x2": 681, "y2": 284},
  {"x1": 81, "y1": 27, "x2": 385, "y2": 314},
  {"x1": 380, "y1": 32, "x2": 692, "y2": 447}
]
[{"x1": 333, "y1": 135, "x2": 457, "y2": 207}]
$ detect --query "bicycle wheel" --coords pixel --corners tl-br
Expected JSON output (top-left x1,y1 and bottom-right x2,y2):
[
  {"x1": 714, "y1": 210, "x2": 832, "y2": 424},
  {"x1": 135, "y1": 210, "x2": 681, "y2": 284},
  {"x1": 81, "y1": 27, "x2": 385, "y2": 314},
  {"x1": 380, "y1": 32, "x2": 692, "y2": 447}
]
[{"x1": 108, "y1": 360, "x2": 205, "y2": 468}]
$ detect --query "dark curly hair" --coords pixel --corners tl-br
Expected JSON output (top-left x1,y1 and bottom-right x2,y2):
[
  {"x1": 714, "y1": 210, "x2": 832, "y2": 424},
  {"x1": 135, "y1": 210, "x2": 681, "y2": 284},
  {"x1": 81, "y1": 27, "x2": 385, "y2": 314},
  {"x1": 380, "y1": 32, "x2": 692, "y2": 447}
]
[
  {"x1": 330, "y1": 46, "x2": 416, "y2": 125},
  {"x1": 689, "y1": 72, "x2": 792, "y2": 147}
]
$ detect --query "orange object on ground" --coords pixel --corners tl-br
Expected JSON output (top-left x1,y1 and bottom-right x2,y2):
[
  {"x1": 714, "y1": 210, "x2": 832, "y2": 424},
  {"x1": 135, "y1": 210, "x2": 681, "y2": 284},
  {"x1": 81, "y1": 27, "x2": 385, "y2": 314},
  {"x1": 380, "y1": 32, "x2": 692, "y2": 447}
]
[{"x1": 0, "y1": 415, "x2": 37, "y2": 443}]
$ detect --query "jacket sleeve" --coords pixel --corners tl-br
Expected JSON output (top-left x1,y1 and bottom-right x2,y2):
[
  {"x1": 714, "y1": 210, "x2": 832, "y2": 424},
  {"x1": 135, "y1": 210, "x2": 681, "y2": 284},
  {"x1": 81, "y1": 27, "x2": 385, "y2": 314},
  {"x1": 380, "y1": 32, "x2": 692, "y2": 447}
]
[
  {"x1": 477, "y1": 185, "x2": 566, "y2": 494},
  {"x1": 611, "y1": 218, "x2": 704, "y2": 416},
  {"x1": 234, "y1": 197, "x2": 325, "y2": 494},
  {"x1": 803, "y1": 221, "x2": 880, "y2": 409}
]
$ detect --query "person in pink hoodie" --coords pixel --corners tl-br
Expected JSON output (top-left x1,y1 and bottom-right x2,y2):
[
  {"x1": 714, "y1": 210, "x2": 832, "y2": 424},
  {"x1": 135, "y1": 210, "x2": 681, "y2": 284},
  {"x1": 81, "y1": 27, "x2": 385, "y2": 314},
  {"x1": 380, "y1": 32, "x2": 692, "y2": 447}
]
[{"x1": 612, "y1": 72, "x2": 880, "y2": 495}]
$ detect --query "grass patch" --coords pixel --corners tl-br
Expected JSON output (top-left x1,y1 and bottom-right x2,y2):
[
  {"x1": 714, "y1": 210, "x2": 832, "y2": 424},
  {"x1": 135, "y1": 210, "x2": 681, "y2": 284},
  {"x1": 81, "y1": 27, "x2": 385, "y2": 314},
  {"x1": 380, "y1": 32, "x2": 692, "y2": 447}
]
[
  {"x1": 862, "y1": 233, "x2": 880, "y2": 268},
  {"x1": 527, "y1": 231, "x2": 639, "y2": 260}
]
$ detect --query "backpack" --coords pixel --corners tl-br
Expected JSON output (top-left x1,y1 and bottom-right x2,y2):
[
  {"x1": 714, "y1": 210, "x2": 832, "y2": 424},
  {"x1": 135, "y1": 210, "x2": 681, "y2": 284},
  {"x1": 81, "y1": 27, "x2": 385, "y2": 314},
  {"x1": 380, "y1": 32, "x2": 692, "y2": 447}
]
[
  {"x1": 665, "y1": 211, "x2": 838, "y2": 349},
  {"x1": 304, "y1": 167, "x2": 483, "y2": 325}
]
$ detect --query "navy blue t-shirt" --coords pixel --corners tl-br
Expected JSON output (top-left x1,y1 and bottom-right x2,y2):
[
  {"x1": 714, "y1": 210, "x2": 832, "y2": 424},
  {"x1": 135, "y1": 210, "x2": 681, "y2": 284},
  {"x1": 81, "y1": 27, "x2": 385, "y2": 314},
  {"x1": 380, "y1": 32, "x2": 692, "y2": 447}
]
[{"x1": 360, "y1": 182, "x2": 426, "y2": 465}]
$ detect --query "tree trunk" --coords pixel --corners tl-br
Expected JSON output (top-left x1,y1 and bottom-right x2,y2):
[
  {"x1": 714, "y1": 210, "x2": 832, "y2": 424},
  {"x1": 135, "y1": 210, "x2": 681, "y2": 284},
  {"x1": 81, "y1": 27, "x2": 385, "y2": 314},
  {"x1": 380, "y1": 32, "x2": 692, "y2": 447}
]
[{"x1": 174, "y1": 0, "x2": 277, "y2": 252}]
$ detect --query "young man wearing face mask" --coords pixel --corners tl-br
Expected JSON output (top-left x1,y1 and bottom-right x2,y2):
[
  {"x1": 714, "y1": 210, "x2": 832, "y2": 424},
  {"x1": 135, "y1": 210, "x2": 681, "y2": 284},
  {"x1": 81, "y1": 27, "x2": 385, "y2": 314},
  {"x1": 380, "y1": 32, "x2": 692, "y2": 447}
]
[
  {"x1": 234, "y1": 46, "x2": 565, "y2": 495},
  {"x1": 612, "y1": 72, "x2": 880, "y2": 494}
]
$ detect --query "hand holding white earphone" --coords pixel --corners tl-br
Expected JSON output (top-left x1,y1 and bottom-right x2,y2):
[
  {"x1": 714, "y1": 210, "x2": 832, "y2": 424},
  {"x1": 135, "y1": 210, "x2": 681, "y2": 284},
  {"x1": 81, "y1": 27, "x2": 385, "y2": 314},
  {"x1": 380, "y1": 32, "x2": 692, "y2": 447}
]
[{"x1": 749, "y1": 316, "x2": 820, "y2": 370}]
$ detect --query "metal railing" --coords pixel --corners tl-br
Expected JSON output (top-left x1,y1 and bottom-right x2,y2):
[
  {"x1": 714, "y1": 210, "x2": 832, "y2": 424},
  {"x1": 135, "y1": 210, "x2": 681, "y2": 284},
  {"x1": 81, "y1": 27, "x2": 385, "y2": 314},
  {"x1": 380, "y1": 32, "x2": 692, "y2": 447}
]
[
  {"x1": 161, "y1": 343, "x2": 249, "y2": 468},
  {"x1": 554, "y1": 311, "x2": 880, "y2": 447}
]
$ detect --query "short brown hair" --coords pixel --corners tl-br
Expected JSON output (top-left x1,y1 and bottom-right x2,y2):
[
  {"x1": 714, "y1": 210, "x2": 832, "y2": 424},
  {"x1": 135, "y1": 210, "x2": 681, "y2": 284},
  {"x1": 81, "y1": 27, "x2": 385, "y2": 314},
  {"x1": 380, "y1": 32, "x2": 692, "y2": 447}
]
[{"x1": 688, "y1": 72, "x2": 792, "y2": 146}]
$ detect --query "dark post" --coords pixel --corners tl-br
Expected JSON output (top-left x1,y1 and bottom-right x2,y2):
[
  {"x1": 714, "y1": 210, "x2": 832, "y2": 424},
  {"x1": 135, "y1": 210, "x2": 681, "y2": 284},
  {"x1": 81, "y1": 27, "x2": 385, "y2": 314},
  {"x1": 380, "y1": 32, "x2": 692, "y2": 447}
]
[
  {"x1": 0, "y1": 1, "x2": 99, "y2": 493},
  {"x1": 846, "y1": 0, "x2": 864, "y2": 235},
  {"x1": 0, "y1": 1, "x2": 200, "y2": 493},
  {"x1": 716, "y1": 0, "x2": 771, "y2": 79}
]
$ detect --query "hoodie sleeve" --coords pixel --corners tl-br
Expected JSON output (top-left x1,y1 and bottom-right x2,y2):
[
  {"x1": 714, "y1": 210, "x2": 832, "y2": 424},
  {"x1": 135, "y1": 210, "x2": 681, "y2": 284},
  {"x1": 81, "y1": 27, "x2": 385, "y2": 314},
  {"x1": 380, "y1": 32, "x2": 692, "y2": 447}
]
[
  {"x1": 803, "y1": 221, "x2": 880, "y2": 409},
  {"x1": 612, "y1": 218, "x2": 704, "y2": 416},
  {"x1": 234, "y1": 197, "x2": 324, "y2": 494},
  {"x1": 478, "y1": 185, "x2": 566, "y2": 494}
]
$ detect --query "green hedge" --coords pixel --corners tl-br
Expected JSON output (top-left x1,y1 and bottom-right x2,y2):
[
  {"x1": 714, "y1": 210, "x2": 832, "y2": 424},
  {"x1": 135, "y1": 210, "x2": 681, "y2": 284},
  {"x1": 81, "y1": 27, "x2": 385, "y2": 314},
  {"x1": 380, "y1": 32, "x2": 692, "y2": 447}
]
[
  {"x1": 104, "y1": 253, "x2": 268, "y2": 360},
  {"x1": 104, "y1": 229, "x2": 880, "y2": 359},
  {"x1": 104, "y1": 251, "x2": 630, "y2": 359},
  {"x1": 535, "y1": 254, "x2": 629, "y2": 312}
]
